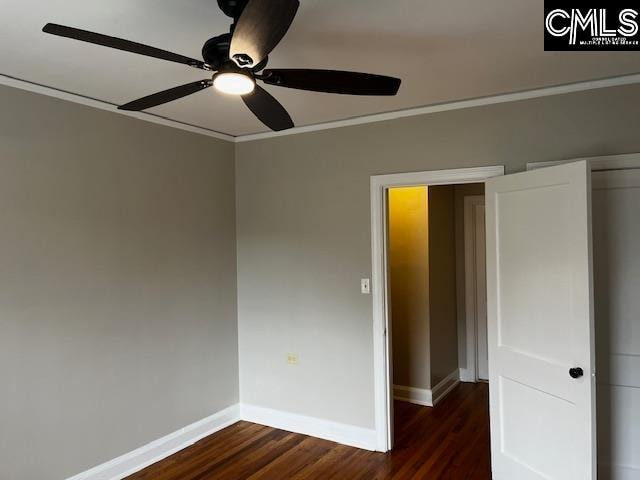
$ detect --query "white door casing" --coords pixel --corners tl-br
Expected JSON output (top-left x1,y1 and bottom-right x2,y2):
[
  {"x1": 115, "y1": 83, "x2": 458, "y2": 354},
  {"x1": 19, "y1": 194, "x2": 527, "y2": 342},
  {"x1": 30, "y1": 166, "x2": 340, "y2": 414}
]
[
  {"x1": 485, "y1": 161, "x2": 596, "y2": 480},
  {"x1": 463, "y1": 195, "x2": 488, "y2": 382},
  {"x1": 475, "y1": 204, "x2": 488, "y2": 381}
]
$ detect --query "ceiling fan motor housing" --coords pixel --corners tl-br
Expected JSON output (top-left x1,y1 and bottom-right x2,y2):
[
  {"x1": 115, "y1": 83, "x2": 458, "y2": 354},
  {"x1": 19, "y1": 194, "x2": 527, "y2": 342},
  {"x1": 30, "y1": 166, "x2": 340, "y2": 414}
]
[
  {"x1": 202, "y1": 34, "x2": 268, "y2": 71},
  {"x1": 217, "y1": 0, "x2": 249, "y2": 19},
  {"x1": 202, "y1": 34, "x2": 231, "y2": 70}
]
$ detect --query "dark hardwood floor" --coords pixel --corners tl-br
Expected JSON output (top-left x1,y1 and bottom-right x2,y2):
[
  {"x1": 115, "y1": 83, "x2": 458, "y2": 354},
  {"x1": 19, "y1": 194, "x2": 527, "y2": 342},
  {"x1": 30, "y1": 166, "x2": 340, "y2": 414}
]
[{"x1": 126, "y1": 383, "x2": 490, "y2": 480}]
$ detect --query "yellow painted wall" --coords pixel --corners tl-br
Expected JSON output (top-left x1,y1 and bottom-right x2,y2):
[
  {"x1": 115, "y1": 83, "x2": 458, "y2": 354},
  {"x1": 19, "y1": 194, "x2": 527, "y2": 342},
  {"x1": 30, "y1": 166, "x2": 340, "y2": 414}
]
[
  {"x1": 428, "y1": 185, "x2": 459, "y2": 386},
  {"x1": 388, "y1": 186, "x2": 431, "y2": 390}
]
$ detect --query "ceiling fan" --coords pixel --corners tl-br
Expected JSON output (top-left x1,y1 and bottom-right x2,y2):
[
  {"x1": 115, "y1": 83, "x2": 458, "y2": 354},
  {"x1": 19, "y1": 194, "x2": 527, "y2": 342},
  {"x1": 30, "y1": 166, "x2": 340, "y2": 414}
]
[{"x1": 43, "y1": 0, "x2": 402, "y2": 131}]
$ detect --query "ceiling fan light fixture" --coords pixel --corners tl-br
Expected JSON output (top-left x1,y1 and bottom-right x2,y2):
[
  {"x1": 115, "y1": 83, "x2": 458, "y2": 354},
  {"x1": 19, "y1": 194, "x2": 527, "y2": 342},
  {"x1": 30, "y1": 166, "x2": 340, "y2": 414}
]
[
  {"x1": 213, "y1": 71, "x2": 255, "y2": 95},
  {"x1": 42, "y1": 0, "x2": 401, "y2": 132}
]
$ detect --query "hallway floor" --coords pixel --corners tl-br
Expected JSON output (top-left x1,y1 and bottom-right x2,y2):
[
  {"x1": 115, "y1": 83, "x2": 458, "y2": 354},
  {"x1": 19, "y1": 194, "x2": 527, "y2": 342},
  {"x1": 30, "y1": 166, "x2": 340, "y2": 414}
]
[{"x1": 127, "y1": 383, "x2": 491, "y2": 479}]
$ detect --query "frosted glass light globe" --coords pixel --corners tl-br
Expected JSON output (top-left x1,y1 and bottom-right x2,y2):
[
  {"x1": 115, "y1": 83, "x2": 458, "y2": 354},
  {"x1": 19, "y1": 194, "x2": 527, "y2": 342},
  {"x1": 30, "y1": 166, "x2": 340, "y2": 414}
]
[{"x1": 213, "y1": 72, "x2": 255, "y2": 95}]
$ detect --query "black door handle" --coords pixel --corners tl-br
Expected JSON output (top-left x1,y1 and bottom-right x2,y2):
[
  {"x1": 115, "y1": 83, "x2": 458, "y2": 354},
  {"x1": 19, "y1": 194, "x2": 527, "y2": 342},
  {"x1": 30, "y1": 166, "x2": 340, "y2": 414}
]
[{"x1": 569, "y1": 367, "x2": 584, "y2": 379}]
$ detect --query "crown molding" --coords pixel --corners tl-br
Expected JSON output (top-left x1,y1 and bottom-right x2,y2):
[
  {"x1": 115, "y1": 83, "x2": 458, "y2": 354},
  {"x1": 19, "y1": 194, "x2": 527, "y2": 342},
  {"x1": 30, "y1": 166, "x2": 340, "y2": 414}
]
[
  {"x1": 3, "y1": 72, "x2": 640, "y2": 144},
  {"x1": 0, "y1": 74, "x2": 235, "y2": 142},
  {"x1": 236, "y1": 73, "x2": 640, "y2": 142}
]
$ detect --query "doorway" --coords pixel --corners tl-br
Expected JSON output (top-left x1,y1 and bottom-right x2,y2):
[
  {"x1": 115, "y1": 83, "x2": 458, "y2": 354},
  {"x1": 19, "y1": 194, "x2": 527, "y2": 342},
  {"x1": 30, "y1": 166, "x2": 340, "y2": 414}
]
[
  {"x1": 386, "y1": 182, "x2": 489, "y2": 458},
  {"x1": 372, "y1": 157, "x2": 637, "y2": 479},
  {"x1": 369, "y1": 165, "x2": 504, "y2": 452}
]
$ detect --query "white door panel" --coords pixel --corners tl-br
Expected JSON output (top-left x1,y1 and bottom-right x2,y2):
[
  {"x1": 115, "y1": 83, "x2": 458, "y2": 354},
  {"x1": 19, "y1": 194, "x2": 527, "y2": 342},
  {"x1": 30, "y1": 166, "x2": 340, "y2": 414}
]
[
  {"x1": 593, "y1": 169, "x2": 640, "y2": 478},
  {"x1": 486, "y1": 161, "x2": 596, "y2": 480}
]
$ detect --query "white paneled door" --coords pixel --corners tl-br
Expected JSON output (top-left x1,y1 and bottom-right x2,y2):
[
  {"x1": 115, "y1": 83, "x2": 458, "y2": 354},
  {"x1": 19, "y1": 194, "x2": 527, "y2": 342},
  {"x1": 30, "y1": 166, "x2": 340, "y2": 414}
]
[
  {"x1": 593, "y1": 169, "x2": 640, "y2": 478},
  {"x1": 485, "y1": 161, "x2": 596, "y2": 480}
]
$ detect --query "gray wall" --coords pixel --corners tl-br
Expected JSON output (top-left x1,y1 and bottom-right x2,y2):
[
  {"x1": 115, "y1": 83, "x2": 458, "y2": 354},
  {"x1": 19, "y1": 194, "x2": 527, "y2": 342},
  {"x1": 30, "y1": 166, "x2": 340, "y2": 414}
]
[
  {"x1": 3, "y1": 80, "x2": 640, "y2": 478},
  {"x1": 236, "y1": 83, "x2": 640, "y2": 430},
  {"x1": 0, "y1": 85, "x2": 238, "y2": 480},
  {"x1": 428, "y1": 185, "x2": 458, "y2": 387}
]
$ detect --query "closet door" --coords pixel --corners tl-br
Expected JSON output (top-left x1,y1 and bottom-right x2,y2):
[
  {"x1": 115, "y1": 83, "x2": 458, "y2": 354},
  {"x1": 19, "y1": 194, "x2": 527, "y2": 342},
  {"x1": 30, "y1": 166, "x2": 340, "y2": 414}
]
[{"x1": 593, "y1": 169, "x2": 640, "y2": 479}]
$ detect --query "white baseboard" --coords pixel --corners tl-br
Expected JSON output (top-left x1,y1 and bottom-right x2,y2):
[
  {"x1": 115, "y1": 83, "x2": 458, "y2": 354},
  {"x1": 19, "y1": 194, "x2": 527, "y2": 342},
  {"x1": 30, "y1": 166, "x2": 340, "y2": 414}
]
[
  {"x1": 240, "y1": 404, "x2": 378, "y2": 451},
  {"x1": 432, "y1": 370, "x2": 460, "y2": 406},
  {"x1": 393, "y1": 385, "x2": 433, "y2": 407},
  {"x1": 65, "y1": 402, "x2": 378, "y2": 480},
  {"x1": 395, "y1": 370, "x2": 461, "y2": 408},
  {"x1": 459, "y1": 368, "x2": 476, "y2": 383},
  {"x1": 66, "y1": 404, "x2": 241, "y2": 480}
]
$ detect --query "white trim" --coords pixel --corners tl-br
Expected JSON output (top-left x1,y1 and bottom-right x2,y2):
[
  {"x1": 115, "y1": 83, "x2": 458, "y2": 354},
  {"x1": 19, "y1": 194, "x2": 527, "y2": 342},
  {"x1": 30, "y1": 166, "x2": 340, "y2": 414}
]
[
  {"x1": 462, "y1": 195, "x2": 486, "y2": 384},
  {"x1": 372, "y1": 166, "x2": 505, "y2": 189},
  {"x1": 459, "y1": 367, "x2": 476, "y2": 383},
  {"x1": 393, "y1": 385, "x2": 433, "y2": 407},
  {"x1": 370, "y1": 165, "x2": 504, "y2": 452},
  {"x1": 66, "y1": 404, "x2": 241, "y2": 480},
  {"x1": 65, "y1": 402, "x2": 380, "y2": 480},
  {"x1": 371, "y1": 173, "x2": 392, "y2": 452},
  {"x1": 394, "y1": 370, "x2": 460, "y2": 408},
  {"x1": 0, "y1": 74, "x2": 235, "y2": 143},
  {"x1": 527, "y1": 153, "x2": 640, "y2": 172},
  {"x1": 236, "y1": 73, "x2": 640, "y2": 142},
  {"x1": 240, "y1": 404, "x2": 377, "y2": 451},
  {"x1": 4, "y1": 72, "x2": 640, "y2": 144},
  {"x1": 431, "y1": 370, "x2": 461, "y2": 406}
]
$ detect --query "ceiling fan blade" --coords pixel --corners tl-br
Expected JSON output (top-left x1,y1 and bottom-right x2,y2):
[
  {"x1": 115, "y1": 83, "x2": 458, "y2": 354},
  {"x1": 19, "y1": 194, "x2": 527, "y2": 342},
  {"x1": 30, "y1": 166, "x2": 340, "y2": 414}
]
[
  {"x1": 262, "y1": 69, "x2": 401, "y2": 96},
  {"x1": 242, "y1": 85, "x2": 293, "y2": 131},
  {"x1": 43, "y1": 23, "x2": 207, "y2": 69},
  {"x1": 230, "y1": 0, "x2": 299, "y2": 68},
  {"x1": 118, "y1": 79, "x2": 212, "y2": 111}
]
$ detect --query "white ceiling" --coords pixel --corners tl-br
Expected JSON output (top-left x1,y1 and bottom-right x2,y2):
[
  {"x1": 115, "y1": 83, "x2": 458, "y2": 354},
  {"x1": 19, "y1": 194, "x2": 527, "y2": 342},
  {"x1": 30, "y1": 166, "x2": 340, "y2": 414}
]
[{"x1": 2, "y1": 0, "x2": 640, "y2": 137}]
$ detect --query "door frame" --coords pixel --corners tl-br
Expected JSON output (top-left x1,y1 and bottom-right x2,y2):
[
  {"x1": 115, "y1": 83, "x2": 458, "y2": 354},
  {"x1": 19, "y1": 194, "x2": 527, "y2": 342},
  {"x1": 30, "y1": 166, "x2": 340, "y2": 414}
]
[
  {"x1": 461, "y1": 195, "x2": 486, "y2": 383},
  {"x1": 370, "y1": 165, "x2": 504, "y2": 452}
]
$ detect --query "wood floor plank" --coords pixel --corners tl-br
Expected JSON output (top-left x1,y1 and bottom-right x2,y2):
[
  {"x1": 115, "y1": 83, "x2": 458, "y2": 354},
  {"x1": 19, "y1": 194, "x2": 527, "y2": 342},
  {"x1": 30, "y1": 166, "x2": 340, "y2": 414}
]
[
  {"x1": 248, "y1": 437, "x2": 334, "y2": 480},
  {"x1": 126, "y1": 383, "x2": 491, "y2": 480}
]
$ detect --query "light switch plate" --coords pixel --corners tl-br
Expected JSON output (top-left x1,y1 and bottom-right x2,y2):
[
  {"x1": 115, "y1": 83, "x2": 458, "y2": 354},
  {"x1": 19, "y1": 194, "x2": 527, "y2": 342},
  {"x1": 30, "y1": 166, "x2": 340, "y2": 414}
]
[
  {"x1": 361, "y1": 278, "x2": 371, "y2": 294},
  {"x1": 287, "y1": 353, "x2": 299, "y2": 365}
]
